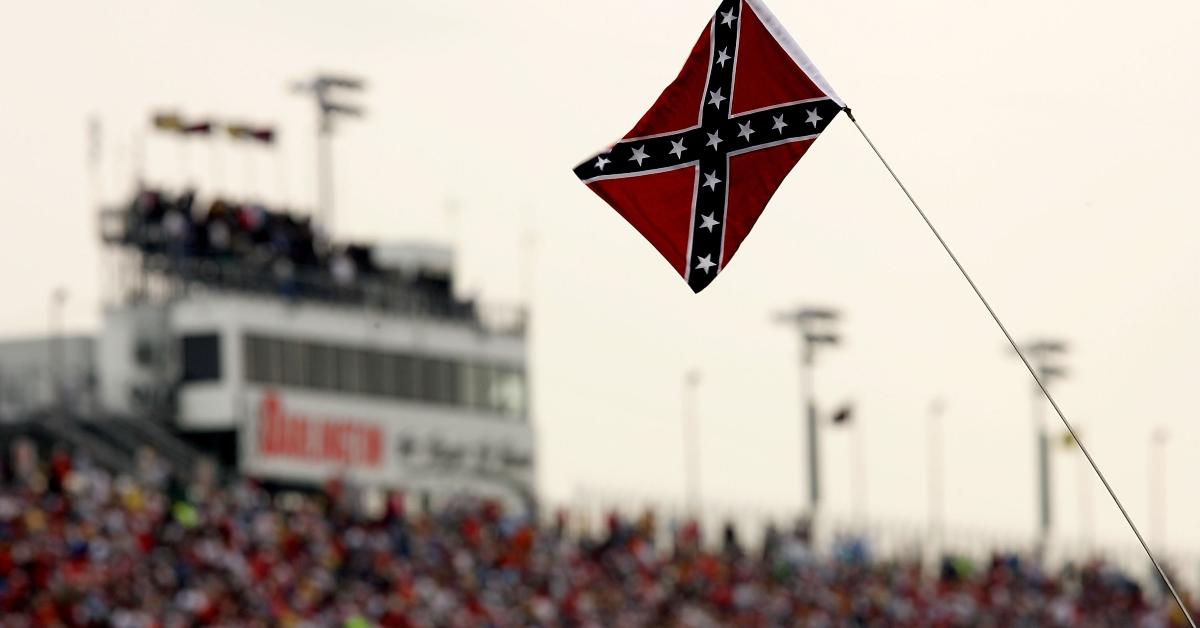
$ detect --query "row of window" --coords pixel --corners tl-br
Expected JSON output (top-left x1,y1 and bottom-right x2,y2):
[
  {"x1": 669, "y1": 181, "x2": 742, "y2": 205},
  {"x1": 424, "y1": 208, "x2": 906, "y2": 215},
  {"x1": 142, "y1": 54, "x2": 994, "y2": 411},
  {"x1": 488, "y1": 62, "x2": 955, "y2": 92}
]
[{"x1": 241, "y1": 334, "x2": 527, "y2": 419}]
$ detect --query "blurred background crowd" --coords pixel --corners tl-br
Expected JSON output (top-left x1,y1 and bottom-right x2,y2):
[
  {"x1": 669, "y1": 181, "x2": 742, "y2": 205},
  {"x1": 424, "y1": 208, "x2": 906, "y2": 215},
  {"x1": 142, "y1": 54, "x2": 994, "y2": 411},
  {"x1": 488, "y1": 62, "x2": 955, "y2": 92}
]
[
  {"x1": 0, "y1": 447, "x2": 1190, "y2": 627},
  {"x1": 117, "y1": 187, "x2": 377, "y2": 288},
  {"x1": 103, "y1": 186, "x2": 474, "y2": 319}
]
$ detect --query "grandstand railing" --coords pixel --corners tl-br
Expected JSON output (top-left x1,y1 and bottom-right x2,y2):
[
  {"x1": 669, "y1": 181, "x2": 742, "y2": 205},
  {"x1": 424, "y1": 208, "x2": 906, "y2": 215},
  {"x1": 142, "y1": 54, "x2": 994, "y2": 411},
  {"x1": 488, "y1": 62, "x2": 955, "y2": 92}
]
[
  {"x1": 36, "y1": 413, "x2": 136, "y2": 475},
  {"x1": 89, "y1": 413, "x2": 223, "y2": 482}
]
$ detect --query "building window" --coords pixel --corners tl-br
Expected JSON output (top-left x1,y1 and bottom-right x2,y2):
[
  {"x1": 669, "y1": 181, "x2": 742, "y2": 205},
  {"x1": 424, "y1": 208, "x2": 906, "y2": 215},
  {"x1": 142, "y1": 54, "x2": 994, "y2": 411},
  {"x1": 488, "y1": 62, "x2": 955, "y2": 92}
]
[
  {"x1": 305, "y1": 343, "x2": 337, "y2": 391},
  {"x1": 460, "y1": 362, "x2": 482, "y2": 410},
  {"x1": 262, "y1": 337, "x2": 284, "y2": 385},
  {"x1": 241, "y1": 333, "x2": 525, "y2": 418},
  {"x1": 243, "y1": 336, "x2": 262, "y2": 382},
  {"x1": 336, "y1": 347, "x2": 363, "y2": 394},
  {"x1": 181, "y1": 334, "x2": 222, "y2": 382},
  {"x1": 363, "y1": 350, "x2": 394, "y2": 398},
  {"x1": 244, "y1": 335, "x2": 281, "y2": 385},
  {"x1": 444, "y1": 360, "x2": 461, "y2": 406},
  {"x1": 491, "y1": 367, "x2": 527, "y2": 418},
  {"x1": 393, "y1": 354, "x2": 418, "y2": 400},
  {"x1": 281, "y1": 340, "x2": 306, "y2": 388},
  {"x1": 421, "y1": 358, "x2": 449, "y2": 404}
]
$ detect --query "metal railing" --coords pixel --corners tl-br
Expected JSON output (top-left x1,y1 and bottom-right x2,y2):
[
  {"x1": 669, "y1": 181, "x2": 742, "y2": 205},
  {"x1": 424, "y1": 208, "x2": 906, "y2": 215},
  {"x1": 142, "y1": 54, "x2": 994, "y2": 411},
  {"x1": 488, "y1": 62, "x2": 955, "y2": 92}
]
[{"x1": 38, "y1": 415, "x2": 136, "y2": 475}]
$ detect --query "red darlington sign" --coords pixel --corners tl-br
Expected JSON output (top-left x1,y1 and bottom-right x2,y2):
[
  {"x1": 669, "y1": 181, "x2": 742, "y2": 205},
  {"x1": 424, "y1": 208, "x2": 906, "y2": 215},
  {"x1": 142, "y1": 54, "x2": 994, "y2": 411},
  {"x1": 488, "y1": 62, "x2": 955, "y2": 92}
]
[{"x1": 257, "y1": 392, "x2": 384, "y2": 468}]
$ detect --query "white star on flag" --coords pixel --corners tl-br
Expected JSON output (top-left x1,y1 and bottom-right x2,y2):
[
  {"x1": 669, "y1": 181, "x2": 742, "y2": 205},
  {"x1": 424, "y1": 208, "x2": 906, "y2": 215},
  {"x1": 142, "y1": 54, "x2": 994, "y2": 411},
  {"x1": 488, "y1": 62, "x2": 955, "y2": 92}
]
[
  {"x1": 594, "y1": 156, "x2": 610, "y2": 171},
  {"x1": 706, "y1": 131, "x2": 722, "y2": 150},
  {"x1": 719, "y1": 8, "x2": 737, "y2": 26},
  {"x1": 738, "y1": 121, "x2": 755, "y2": 141},
  {"x1": 695, "y1": 254, "x2": 717, "y2": 274},
  {"x1": 700, "y1": 213, "x2": 720, "y2": 232},
  {"x1": 716, "y1": 48, "x2": 731, "y2": 68},
  {"x1": 708, "y1": 89, "x2": 726, "y2": 109},
  {"x1": 629, "y1": 146, "x2": 649, "y2": 166},
  {"x1": 669, "y1": 139, "x2": 687, "y2": 159},
  {"x1": 772, "y1": 115, "x2": 788, "y2": 134},
  {"x1": 805, "y1": 108, "x2": 823, "y2": 128},
  {"x1": 703, "y1": 172, "x2": 722, "y2": 191}
]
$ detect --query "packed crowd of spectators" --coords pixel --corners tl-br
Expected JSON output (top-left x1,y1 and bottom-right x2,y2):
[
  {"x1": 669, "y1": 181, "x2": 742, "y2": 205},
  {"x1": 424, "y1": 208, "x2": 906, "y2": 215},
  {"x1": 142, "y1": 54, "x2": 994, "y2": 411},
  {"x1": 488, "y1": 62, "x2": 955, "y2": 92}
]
[
  {"x1": 117, "y1": 187, "x2": 379, "y2": 291},
  {"x1": 0, "y1": 448, "x2": 1191, "y2": 627},
  {"x1": 110, "y1": 187, "x2": 471, "y2": 319}
]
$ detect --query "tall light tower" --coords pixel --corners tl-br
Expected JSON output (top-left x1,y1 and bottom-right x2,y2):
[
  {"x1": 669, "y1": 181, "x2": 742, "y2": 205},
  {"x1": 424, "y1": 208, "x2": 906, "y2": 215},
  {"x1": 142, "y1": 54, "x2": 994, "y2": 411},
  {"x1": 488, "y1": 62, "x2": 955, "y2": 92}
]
[
  {"x1": 291, "y1": 73, "x2": 366, "y2": 235},
  {"x1": 776, "y1": 307, "x2": 841, "y2": 518},
  {"x1": 1151, "y1": 427, "x2": 1169, "y2": 552},
  {"x1": 927, "y1": 398, "x2": 946, "y2": 536},
  {"x1": 683, "y1": 369, "x2": 703, "y2": 517},
  {"x1": 1022, "y1": 338, "x2": 1069, "y2": 549},
  {"x1": 48, "y1": 287, "x2": 69, "y2": 414}
]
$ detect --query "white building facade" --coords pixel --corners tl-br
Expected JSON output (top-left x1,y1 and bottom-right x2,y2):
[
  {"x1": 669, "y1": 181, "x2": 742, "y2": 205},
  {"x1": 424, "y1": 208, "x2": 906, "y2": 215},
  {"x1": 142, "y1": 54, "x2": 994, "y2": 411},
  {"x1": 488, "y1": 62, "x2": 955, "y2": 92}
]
[{"x1": 94, "y1": 288, "x2": 535, "y2": 508}]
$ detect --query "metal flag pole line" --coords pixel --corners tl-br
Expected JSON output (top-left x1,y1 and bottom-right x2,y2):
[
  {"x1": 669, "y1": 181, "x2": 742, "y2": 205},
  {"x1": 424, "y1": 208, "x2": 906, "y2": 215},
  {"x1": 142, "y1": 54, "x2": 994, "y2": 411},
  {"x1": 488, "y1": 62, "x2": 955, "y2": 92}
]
[{"x1": 842, "y1": 108, "x2": 1196, "y2": 627}]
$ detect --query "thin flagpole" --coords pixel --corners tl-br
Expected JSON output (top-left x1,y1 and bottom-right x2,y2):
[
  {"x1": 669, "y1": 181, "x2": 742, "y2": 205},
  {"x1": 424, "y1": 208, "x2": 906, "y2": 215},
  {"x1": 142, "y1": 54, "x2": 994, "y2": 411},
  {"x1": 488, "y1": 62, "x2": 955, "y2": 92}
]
[{"x1": 842, "y1": 108, "x2": 1195, "y2": 626}]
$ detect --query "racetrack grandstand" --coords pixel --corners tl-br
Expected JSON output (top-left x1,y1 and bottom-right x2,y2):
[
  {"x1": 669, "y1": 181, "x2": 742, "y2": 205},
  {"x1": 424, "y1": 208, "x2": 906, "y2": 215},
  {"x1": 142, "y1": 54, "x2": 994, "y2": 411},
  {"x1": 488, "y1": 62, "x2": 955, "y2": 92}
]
[{"x1": 0, "y1": 446, "x2": 1193, "y2": 627}]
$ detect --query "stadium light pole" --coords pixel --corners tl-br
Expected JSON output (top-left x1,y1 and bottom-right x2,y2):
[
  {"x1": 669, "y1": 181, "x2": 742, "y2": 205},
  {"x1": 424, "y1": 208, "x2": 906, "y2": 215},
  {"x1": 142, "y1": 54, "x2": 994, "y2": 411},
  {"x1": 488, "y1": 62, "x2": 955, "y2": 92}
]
[
  {"x1": 1020, "y1": 338, "x2": 1069, "y2": 552},
  {"x1": 927, "y1": 398, "x2": 946, "y2": 538},
  {"x1": 683, "y1": 369, "x2": 703, "y2": 517},
  {"x1": 848, "y1": 407, "x2": 866, "y2": 521},
  {"x1": 48, "y1": 287, "x2": 69, "y2": 413},
  {"x1": 775, "y1": 307, "x2": 841, "y2": 519},
  {"x1": 290, "y1": 73, "x2": 366, "y2": 236},
  {"x1": 1151, "y1": 427, "x2": 1168, "y2": 551}
]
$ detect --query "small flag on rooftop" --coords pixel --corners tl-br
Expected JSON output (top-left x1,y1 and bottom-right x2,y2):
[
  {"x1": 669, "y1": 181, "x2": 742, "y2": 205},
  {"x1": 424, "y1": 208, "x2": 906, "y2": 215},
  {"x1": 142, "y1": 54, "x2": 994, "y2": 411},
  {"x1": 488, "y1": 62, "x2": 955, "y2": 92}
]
[
  {"x1": 153, "y1": 112, "x2": 186, "y2": 132},
  {"x1": 574, "y1": 0, "x2": 843, "y2": 293},
  {"x1": 182, "y1": 121, "x2": 213, "y2": 135},
  {"x1": 831, "y1": 404, "x2": 854, "y2": 426},
  {"x1": 227, "y1": 124, "x2": 275, "y2": 144}
]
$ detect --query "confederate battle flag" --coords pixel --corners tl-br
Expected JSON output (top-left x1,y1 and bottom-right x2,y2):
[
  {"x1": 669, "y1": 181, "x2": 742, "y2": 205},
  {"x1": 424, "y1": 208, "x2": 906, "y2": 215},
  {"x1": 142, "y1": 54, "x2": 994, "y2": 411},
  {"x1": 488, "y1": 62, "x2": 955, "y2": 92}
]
[{"x1": 574, "y1": 0, "x2": 844, "y2": 293}]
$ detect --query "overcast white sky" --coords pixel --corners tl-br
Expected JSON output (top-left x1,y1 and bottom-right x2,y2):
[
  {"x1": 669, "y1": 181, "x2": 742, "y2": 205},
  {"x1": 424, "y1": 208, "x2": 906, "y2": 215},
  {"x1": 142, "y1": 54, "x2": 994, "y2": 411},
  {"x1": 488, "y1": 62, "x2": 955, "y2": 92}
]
[{"x1": 1, "y1": 0, "x2": 1198, "y2": 561}]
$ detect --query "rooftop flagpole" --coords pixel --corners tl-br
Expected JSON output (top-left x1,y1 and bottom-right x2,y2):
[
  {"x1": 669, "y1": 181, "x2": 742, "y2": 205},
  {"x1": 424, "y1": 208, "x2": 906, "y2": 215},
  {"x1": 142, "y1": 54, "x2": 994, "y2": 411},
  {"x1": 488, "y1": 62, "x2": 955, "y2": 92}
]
[{"x1": 842, "y1": 108, "x2": 1196, "y2": 627}]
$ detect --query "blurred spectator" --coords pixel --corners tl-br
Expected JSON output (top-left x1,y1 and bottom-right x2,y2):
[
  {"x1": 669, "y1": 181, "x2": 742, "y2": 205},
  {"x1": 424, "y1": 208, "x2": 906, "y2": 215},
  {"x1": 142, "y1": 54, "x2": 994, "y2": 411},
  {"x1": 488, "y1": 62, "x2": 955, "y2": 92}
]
[{"x1": 331, "y1": 248, "x2": 357, "y2": 286}]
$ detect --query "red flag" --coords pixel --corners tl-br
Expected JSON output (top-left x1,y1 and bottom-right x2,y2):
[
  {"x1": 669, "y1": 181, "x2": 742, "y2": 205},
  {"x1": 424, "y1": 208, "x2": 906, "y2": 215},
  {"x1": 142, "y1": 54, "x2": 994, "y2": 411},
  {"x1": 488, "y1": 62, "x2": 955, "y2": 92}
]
[
  {"x1": 227, "y1": 124, "x2": 275, "y2": 144},
  {"x1": 574, "y1": 0, "x2": 844, "y2": 293},
  {"x1": 249, "y1": 128, "x2": 275, "y2": 144},
  {"x1": 182, "y1": 121, "x2": 213, "y2": 135}
]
